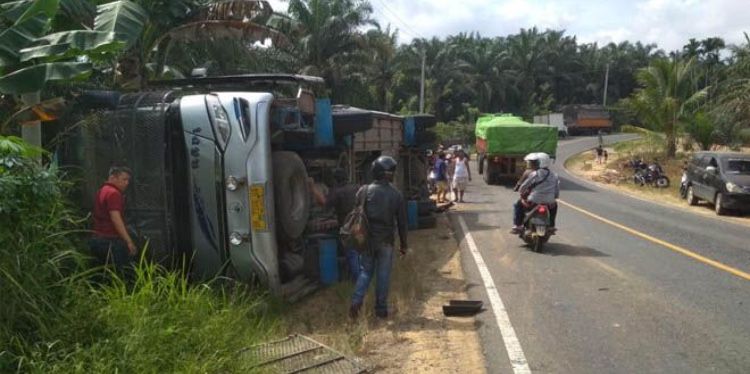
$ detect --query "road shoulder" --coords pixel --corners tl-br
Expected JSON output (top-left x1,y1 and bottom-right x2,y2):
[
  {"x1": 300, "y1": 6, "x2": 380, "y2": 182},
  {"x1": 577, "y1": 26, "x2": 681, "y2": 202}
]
[
  {"x1": 280, "y1": 214, "x2": 486, "y2": 373},
  {"x1": 564, "y1": 146, "x2": 750, "y2": 228}
]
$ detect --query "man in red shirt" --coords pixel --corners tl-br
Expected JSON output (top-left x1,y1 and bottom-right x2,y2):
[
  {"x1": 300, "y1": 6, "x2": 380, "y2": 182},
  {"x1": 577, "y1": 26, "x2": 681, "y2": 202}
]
[{"x1": 89, "y1": 166, "x2": 136, "y2": 272}]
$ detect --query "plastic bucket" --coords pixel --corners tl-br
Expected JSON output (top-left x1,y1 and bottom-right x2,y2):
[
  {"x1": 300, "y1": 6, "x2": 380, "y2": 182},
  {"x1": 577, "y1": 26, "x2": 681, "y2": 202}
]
[
  {"x1": 404, "y1": 117, "x2": 416, "y2": 146},
  {"x1": 318, "y1": 237, "x2": 339, "y2": 285},
  {"x1": 314, "y1": 98, "x2": 334, "y2": 147},
  {"x1": 407, "y1": 200, "x2": 418, "y2": 230}
]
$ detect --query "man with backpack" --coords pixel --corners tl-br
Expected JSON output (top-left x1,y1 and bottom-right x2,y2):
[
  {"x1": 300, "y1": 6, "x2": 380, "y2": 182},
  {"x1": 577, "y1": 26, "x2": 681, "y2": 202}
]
[{"x1": 349, "y1": 156, "x2": 408, "y2": 319}]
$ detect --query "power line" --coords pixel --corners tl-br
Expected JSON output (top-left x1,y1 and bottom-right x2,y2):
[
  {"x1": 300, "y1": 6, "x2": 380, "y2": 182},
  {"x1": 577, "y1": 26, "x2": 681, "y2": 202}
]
[
  {"x1": 374, "y1": 0, "x2": 426, "y2": 40},
  {"x1": 370, "y1": 6, "x2": 419, "y2": 40}
]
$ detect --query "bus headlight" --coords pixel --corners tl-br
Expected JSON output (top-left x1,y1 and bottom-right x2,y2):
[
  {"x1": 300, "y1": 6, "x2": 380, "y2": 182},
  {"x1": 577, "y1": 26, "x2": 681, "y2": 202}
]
[
  {"x1": 229, "y1": 232, "x2": 245, "y2": 246},
  {"x1": 226, "y1": 175, "x2": 243, "y2": 191}
]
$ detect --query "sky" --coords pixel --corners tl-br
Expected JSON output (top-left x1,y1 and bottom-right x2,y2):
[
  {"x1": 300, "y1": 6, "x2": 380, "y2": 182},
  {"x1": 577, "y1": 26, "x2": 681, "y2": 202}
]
[{"x1": 267, "y1": 0, "x2": 749, "y2": 52}]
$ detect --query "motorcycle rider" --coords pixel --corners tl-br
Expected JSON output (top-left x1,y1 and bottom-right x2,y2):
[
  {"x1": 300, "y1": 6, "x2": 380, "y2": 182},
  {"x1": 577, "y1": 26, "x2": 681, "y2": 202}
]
[{"x1": 510, "y1": 152, "x2": 560, "y2": 234}]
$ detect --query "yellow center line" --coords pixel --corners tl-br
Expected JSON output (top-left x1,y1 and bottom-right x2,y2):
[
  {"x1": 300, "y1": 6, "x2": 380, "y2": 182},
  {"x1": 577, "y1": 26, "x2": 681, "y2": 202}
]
[{"x1": 558, "y1": 199, "x2": 750, "y2": 281}]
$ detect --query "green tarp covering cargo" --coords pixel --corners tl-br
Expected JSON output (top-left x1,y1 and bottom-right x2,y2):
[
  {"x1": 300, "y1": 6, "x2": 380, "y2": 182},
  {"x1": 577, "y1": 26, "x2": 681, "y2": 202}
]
[
  {"x1": 475, "y1": 114, "x2": 558, "y2": 156},
  {"x1": 476, "y1": 114, "x2": 558, "y2": 185}
]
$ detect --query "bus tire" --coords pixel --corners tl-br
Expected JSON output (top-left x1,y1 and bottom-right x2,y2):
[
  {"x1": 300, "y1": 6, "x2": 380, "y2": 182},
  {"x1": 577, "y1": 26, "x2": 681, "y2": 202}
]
[{"x1": 272, "y1": 151, "x2": 310, "y2": 240}]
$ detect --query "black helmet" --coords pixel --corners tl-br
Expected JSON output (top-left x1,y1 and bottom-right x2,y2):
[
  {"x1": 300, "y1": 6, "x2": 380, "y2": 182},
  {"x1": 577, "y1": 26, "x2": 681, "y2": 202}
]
[{"x1": 371, "y1": 156, "x2": 397, "y2": 180}]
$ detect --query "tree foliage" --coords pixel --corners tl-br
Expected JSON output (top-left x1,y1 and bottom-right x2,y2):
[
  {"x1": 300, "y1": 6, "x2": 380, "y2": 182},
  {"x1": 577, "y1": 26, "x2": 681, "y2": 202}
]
[
  {"x1": 623, "y1": 58, "x2": 706, "y2": 157},
  {"x1": 2, "y1": 0, "x2": 749, "y2": 148},
  {"x1": 712, "y1": 33, "x2": 750, "y2": 145}
]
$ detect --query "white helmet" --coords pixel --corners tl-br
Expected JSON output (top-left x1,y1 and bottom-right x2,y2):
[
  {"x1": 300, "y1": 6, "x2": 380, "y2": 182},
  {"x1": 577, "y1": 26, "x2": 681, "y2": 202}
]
[
  {"x1": 523, "y1": 152, "x2": 552, "y2": 169},
  {"x1": 537, "y1": 153, "x2": 552, "y2": 168},
  {"x1": 523, "y1": 153, "x2": 540, "y2": 162}
]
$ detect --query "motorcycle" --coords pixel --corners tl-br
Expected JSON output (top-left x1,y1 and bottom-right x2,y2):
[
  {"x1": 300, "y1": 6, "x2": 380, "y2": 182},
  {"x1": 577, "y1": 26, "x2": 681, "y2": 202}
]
[
  {"x1": 519, "y1": 203, "x2": 553, "y2": 252},
  {"x1": 632, "y1": 163, "x2": 670, "y2": 188}
]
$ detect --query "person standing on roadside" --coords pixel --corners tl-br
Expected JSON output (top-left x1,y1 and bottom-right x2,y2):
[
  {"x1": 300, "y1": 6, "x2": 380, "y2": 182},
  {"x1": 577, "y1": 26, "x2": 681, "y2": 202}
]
[
  {"x1": 350, "y1": 156, "x2": 408, "y2": 319},
  {"x1": 595, "y1": 145, "x2": 604, "y2": 164},
  {"x1": 446, "y1": 153, "x2": 456, "y2": 201},
  {"x1": 309, "y1": 169, "x2": 361, "y2": 281},
  {"x1": 89, "y1": 166, "x2": 137, "y2": 274},
  {"x1": 433, "y1": 152, "x2": 449, "y2": 203},
  {"x1": 452, "y1": 150, "x2": 472, "y2": 203}
]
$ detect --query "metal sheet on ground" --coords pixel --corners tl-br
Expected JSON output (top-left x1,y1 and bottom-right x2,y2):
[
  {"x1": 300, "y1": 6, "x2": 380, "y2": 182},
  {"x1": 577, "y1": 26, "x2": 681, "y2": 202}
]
[{"x1": 243, "y1": 335, "x2": 368, "y2": 373}]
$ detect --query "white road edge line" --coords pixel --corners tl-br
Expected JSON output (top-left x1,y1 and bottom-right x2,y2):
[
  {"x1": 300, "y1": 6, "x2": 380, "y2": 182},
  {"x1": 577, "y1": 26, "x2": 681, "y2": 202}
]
[{"x1": 458, "y1": 215, "x2": 531, "y2": 374}]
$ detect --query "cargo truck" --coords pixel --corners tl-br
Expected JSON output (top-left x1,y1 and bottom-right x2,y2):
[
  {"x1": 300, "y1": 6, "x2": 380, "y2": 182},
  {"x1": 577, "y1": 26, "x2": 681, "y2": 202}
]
[
  {"x1": 476, "y1": 114, "x2": 558, "y2": 185},
  {"x1": 59, "y1": 74, "x2": 435, "y2": 300},
  {"x1": 561, "y1": 104, "x2": 613, "y2": 135}
]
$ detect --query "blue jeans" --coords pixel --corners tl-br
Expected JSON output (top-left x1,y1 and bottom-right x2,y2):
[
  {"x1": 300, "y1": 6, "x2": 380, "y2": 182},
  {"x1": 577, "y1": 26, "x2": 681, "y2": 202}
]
[
  {"x1": 351, "y1": 244, "x2": 394, "y2": 315},
  {"x1": 513, "y1": 200, "x2": 525, "y2": 226},
  {"x1": 345, "y1": 248, "x2": 361, "y2": 282}
]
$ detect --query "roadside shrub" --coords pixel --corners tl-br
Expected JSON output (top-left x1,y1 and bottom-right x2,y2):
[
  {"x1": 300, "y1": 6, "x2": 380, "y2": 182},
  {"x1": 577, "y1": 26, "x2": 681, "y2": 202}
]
[
  {"x1": 620, "y1": 124, "x2": 643, "y2": 134},
  {"x1": 711, "y1": 111, "x2": 745, "y2": 150},
  {"x1": 19, "y1": 260, "x2": 278, "y2": 373},
  {"x1": 0, "y1": 136, "x2": 86, "y2": 369},
  {"x1": 682, "y1": 112, "x2": 715, "y2": 151},
  {"x1": 1, "y1": 136, "x2": 278, "y2": 372},
  {"x1": 614, "y1": 129, "x2": 665, "y2": 161}
]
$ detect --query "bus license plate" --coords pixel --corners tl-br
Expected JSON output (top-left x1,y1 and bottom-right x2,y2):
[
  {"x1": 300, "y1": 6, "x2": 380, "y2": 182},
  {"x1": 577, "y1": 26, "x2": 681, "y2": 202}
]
[{"x1": 249, "y1": 184, "x2": 268, "y2": 231}]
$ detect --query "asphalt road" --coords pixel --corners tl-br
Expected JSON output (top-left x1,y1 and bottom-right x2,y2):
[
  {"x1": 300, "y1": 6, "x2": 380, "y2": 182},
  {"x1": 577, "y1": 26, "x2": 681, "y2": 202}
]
[{"x1": 453, "y1": 135, "x2": 750, "y2": 374}]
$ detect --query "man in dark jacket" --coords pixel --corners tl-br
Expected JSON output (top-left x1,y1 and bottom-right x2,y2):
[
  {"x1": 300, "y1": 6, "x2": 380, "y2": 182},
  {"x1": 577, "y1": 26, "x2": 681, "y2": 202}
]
[{"x1": 350, "y1": 156, "x2": 408, "y2": 319}]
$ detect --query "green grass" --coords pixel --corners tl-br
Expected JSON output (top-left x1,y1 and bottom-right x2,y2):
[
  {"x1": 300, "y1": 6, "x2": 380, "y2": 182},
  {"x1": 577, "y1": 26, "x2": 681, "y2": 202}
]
[
  {"x1": 564, "y1": 150, "x2": 593, "y2": 170},
  {"x1": 21, "y1": 261, "x2": 279, "y2": 373},
  {"x1": 613, "y1": 131, "x2": 667, "y2": 162},
  {"x1": 566, "y1": 135, "x2": 688, "y2": 202},
  {"x1": 1, "y1": 136, "x2": 278, "y2": 373}
]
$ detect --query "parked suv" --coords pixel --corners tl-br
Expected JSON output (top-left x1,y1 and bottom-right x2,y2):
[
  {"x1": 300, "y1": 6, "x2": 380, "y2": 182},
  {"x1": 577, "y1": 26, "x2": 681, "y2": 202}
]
[{"x1": 684, "y1": 152, "x2": 750, "y2": 215}]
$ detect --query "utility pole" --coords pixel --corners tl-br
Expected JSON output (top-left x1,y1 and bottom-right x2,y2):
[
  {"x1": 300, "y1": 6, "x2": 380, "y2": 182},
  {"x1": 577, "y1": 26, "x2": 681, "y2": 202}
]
[
  {"x1": 419, "y1": 50, "x2": 425, "y2": 113},
  {"x1": 602, "y1": 63, "x2": 610, "y2": 107}
]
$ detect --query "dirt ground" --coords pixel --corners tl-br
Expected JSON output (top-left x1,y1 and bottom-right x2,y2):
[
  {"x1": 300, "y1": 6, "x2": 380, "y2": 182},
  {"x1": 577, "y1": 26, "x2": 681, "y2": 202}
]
[
  {"x1": 566, "y1": 144, "x2": 750, "y2": 226},
  {"x1": 281, "y1": 214, "x2": 486, "y2": 373}
]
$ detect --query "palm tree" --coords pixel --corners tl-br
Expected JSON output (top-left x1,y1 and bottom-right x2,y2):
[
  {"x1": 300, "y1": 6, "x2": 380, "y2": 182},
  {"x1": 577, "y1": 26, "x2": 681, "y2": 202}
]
[
  {"x1": 282, "y1": 0, "x2": 376, "y2": 101},
  {"x1": 391, "y1": 37, "x2": 466, "y2": 120},
  {"x1": 683, "y1": 38, "x2": 702, "y2": 59},
  {"x1": 626, "y1": 58, "x2": 706, "y2": 157},
  {"x1": 361, "y1": 25, "x2": 399, "y2": 111},
  {"x1": 700, "y1": 37, "x2": 726, "y2": 96},
  {"x1": 713, "y1": 33, "x2": 750, "y2": 144},
  {"x1": 503, "y1": 27, "x2": 560, "y2": 118},
  {"x1": 450, "y1": 33, "x2": 505, "y2": 113},
  {"x1": 147, "y1": 1, "x2": 294, "y2": 79}
]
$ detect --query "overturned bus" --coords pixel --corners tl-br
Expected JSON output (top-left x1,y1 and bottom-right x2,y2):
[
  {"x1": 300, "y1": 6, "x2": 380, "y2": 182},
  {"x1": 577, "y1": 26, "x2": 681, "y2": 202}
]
[{"x1": 60, "y1": 74, "x2": 435, "y2": 300}]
